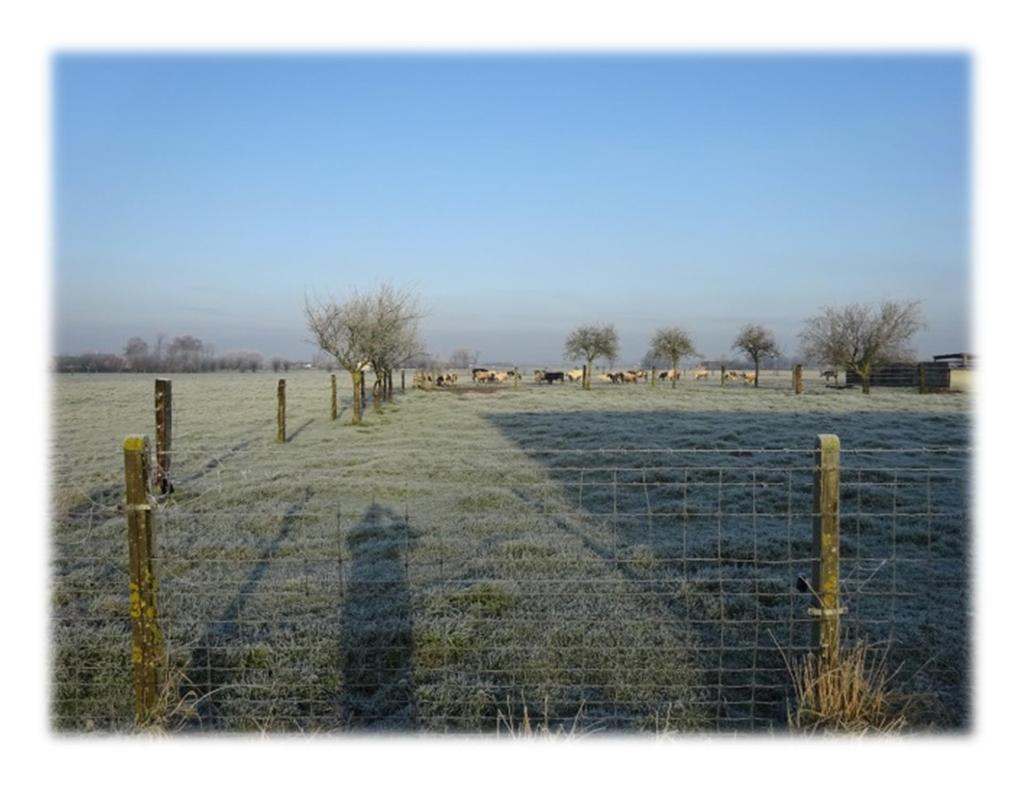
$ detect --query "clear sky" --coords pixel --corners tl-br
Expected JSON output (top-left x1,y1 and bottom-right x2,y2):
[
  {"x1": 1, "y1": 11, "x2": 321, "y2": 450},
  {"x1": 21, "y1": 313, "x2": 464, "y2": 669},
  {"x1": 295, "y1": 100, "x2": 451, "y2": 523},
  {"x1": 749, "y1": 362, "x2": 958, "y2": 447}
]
[{"x1": 53, "y1": 54, "x2": 968, "y2": 366}]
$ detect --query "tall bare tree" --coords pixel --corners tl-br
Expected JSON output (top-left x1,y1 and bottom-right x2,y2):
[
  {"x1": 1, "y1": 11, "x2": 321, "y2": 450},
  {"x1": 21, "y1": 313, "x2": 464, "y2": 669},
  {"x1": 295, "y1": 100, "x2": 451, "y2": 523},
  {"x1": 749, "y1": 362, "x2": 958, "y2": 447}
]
[
  {"x1": 732, "y1": 324, "x2": 780, "y2": 388},
  {"x1": 650, "y1": 327, "x2": 697, "y2": 389},
  {"x1": 366, "y1": 284, "x2": 422, "y2": 411},
  {"x1": 565, "y1": 324, "x2": 619, "y2": 389},
  {"x1": 305, "y1": 291, "x2": 375, "y2": 423},
  {"x1": 799, "y1": 300, "x2": 924, "y2": 394},
  {"x1": 167, "y1": 335, "x2": 204, "y2": 372},
  {"x1": 124, "y1": 337, "x2": 150, "y2": 372}
]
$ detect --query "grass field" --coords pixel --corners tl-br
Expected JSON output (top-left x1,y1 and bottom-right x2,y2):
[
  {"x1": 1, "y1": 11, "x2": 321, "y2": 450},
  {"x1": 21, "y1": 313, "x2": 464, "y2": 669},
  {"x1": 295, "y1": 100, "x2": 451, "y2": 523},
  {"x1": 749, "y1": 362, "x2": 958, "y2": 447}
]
[{"x1": 51, "y1": 369, "x2": 971, "y2": 733}]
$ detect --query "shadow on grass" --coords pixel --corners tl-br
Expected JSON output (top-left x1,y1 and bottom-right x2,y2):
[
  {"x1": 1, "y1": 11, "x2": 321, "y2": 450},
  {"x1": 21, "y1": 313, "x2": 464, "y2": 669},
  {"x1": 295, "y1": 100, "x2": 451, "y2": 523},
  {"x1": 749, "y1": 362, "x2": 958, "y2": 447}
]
[
  {"x1": 340, "y1": 503, "x2": 417, "y2": 729},
  {"x1": 180, "y1": 487, "x2": 314, "y2": 729},
  {"x1": 486, "y1": 409, "x2": 970, "y2": 730},
  {"x1": 285, "y1": 418, "x2": 316, "y2": 443}
]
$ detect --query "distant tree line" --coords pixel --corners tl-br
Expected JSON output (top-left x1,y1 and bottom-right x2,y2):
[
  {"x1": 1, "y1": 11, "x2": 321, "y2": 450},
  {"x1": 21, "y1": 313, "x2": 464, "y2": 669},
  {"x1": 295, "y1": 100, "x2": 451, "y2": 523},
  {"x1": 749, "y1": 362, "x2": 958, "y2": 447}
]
[{"x1": 54, "y1": 334, "x2": 296, "y2": 374}]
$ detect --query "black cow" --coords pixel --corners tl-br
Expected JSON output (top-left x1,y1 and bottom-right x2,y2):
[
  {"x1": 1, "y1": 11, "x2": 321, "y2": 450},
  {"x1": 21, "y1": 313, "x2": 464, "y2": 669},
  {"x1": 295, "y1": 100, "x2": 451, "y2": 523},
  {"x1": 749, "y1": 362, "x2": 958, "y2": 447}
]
[{"x1": 534, "y1": 370, "x2": 565, "y2": 384}]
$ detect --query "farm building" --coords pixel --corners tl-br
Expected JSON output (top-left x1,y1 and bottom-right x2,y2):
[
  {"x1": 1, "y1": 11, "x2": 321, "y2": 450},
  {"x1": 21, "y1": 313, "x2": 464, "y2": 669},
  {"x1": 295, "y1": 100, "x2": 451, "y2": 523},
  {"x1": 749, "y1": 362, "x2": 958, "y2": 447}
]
[
  {"x1": 934, "y1": 353, "x2": 974, "y2": 392},
  {"x1": 933, "y1": 352, "x2": 974, "y2": 368}
]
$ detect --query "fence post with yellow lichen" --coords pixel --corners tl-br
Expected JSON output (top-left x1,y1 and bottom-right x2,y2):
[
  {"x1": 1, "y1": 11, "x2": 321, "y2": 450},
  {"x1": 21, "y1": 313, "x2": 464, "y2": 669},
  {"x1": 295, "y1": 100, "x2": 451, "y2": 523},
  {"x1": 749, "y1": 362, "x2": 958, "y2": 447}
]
[{"x1": 124, "y1": 435, "x2": 163, "y2": 725}]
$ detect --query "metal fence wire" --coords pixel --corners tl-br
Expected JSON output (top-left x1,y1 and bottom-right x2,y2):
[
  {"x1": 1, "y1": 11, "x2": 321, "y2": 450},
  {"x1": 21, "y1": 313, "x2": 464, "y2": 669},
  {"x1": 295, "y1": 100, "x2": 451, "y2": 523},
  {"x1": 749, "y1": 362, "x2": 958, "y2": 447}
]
[{"x1": 52, "y1": 444, "x2": 970, "y2": 733}]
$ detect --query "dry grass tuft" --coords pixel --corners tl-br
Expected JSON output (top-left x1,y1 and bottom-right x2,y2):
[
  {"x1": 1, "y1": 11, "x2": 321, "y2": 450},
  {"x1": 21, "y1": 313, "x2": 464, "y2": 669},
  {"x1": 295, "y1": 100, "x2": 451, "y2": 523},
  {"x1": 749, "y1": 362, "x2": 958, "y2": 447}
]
[
  {"x1": 495, "y1": 696, "x2": 601, "y2": 738},
  {"x1": 786, "y1": 641, "x2": 912, "y2": 735},
  {"x1": 137, "y1": 660, "x2": 211, "y2": 734}
]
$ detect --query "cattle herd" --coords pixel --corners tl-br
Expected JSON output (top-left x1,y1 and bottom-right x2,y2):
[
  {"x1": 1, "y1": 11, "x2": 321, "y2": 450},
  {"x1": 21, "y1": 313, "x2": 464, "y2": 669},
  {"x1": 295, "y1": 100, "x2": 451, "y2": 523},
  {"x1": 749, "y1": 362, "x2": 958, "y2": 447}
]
[{"x1": 413, "y1": 366, "x2": 761, "y2": 387}]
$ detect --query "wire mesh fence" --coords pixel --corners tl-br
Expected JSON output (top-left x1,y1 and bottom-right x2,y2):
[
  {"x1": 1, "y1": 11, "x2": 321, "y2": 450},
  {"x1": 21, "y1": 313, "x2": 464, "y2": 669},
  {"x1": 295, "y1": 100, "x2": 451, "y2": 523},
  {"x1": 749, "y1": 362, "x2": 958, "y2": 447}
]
[{"x1": 51, "y1": 442, "x2": 970, "y2": 733}]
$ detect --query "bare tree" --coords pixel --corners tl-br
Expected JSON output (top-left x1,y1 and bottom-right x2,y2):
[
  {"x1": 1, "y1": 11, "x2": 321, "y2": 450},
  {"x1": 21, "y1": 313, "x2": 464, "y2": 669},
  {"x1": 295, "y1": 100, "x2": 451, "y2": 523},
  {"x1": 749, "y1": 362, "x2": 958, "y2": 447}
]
[
  {"x1": 305, "y1": 284, "x2": 422, "y2": 421},
  {"x1": 124, "y1": 337, "x2": 149, "y2": 372},
  {"x1": 565, "y1": 324, "x2": 619, "y2": 389},
  {"x1": 799, "y1": 300, "x2": 924, "y2": 394},
  {"x1": 305, "y1": 291, "x2": 375, "y2": 423},
  {"x1": 448, "y1": 347, "x2": 479, "y2": 369},
  {"x1": 732, "y1": 324, "x2": 780, "y2": 388},
  {"x1": 167, "y1": 335, "x2": 204, "y2": 373},
  {"x1": 650, "y1": 327, "x2": 697, "y2": 389},
  {"x1": 366, "y1": 284, "x2": 422, "y2": 411}
]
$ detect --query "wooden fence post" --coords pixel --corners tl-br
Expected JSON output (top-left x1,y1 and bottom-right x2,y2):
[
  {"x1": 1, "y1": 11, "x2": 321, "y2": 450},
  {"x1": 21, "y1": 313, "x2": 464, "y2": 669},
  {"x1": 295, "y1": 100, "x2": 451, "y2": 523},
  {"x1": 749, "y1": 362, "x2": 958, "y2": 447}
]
[
  {"x1": 651, "y1": 366, "x2": 656, "y2": 387},
  {"x1": 793, "y1": 364, "x2": 804, "y2": 395},
  {"x1": 124, "y1": 435, "x2": 163, "y2": 725},
  {"x1": 513, "y1": 366, "x2": 519, "y2": 388},
  {"x1": 720, "y1": 364, "x2": 726, "y2": 387},
  {"x1": 401, "y1": 369, "x2": 406, "y2": 392},
  {"x1": 812, "y1": 434, "x2": 842, "y2": 666},
  {"x1": 154, "y1": 378, "x2": 173, "y2": 494},
  {"x1": 277, "y1": 379, "x2": 286, "y2": 443},
  {"x1": 330, "y1": 374, "x2": 338, "y2": 420}
]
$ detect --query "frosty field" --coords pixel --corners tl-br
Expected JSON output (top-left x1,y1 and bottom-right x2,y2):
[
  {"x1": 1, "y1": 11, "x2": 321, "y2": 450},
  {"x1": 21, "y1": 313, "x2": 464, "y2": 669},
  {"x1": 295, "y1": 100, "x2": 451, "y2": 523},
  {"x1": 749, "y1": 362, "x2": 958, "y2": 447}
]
[{"x1": 51, "y1": 369, "x2": 971, "y2": 733}]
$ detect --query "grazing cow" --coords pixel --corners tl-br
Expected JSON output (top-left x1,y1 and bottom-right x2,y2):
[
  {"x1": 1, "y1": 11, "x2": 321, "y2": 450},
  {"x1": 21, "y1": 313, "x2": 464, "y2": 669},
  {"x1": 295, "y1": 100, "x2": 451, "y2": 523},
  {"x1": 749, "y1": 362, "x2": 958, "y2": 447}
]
[
  {"x1": 658, "y1": 368, "x2": 680, "y2": 382},
  {"x1": 621, "y1": 371, "x2": 639, "y2": 384},
  {"x1": 692, "y1": 368, "x2": 710, "y2": 381},
  {"x1": 472, "y1": 368, "x2": 491, "y2": 383},
  {"x1": 821, "y1": 369, "x2": 838, "y2": 384},
  {"x1": 535, "y1": 370, "x2": 565, "y2": 384},
  {"x1": 741, "y1": 371, "x2": 756, "y2": 384},
  {"x1": 565, "y1": 369, "x2": 584, "y2": 382}
]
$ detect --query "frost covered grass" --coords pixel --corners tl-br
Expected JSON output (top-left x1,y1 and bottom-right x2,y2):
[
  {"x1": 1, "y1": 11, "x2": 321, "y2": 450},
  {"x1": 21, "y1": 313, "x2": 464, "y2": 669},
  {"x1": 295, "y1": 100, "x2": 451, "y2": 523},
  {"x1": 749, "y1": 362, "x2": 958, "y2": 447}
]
[{"x1": 50, "y1": 369, "x2": 970, "y2": 733}]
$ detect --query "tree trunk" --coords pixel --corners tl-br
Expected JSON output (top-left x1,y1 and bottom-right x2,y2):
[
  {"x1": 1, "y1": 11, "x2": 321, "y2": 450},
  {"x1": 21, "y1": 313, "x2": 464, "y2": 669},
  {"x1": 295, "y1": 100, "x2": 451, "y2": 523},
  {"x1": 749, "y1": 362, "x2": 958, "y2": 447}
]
[
  {"x1": 350, "y1": 370, "x2": 362, "y2": 424},
  {"x1": 584, "y1": 361, "x2": 591, "y2": 390},
  {"x1": 373, "y1": 377, "x2": 383, "y2": 413},
  {"x1": 671, "y1": 361, "x2": 678, "y2": 389},
  {"x1": 860, "y1": 364, "x2": 871, "y2": 394},
  {"x1": 754, "y1": 358, "x2": 760, "y2": 388}
]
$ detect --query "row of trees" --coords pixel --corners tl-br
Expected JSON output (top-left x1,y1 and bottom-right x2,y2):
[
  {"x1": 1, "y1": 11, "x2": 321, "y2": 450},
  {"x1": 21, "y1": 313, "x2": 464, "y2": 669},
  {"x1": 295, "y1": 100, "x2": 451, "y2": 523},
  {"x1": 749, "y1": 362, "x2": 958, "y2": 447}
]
[
  {"x1": 563, "y1": 323, "x2": 779, "y2": 389},
  {"x1": 561, "y1": 300, "x2": 923, "y2": 394},
  {"x1": 305, "y1": 283, "x2": 423, "y2": 424},
  {"x1": 56, "y1": 335, "x2": 268, "y2": 374},
  {"x1": 55, "y1": 334, "x2": 311, "y2": 374}
]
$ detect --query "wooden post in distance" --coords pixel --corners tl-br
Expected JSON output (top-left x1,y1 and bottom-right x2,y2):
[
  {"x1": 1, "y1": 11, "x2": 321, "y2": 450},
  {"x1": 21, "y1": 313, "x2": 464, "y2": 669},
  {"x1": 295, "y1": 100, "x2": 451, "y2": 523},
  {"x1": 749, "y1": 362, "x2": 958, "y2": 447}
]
[
  {"x1": 277, "y1": 379, "x2": 286, "y2": 443},
  {"x1": 154, "y1": 378, "x2": 173, "y2": 494}
]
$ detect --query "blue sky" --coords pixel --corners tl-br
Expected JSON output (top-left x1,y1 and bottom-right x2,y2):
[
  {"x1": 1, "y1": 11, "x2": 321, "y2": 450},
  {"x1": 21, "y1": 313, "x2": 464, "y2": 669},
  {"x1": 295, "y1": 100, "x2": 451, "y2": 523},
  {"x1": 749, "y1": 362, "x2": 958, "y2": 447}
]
[{"x1": 54, "y1": 54, "x2": 968, "y2": 365}]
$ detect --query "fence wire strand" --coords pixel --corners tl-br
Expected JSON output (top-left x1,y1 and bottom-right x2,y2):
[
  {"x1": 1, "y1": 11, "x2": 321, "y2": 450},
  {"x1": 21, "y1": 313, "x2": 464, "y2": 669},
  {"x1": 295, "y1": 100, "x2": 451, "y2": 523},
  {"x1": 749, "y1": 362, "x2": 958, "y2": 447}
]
[{"x1": 52, "y1": 444, "x2": 970, "y2": 733}]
